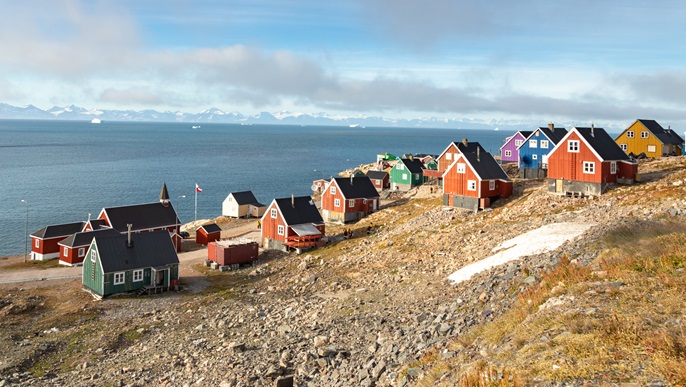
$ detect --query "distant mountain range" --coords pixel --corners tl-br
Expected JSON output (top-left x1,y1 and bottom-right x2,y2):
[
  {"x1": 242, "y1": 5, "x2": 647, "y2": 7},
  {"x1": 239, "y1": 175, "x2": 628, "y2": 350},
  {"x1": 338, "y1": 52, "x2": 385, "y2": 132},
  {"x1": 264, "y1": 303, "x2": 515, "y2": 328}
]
[{"x1": 0, "y1": 102, "x2": 607, "y2": 131}]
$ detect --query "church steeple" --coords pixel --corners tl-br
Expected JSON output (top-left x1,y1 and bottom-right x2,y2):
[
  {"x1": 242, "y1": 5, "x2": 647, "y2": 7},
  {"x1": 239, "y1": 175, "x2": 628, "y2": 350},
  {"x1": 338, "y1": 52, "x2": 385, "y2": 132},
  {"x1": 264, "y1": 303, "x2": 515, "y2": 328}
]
[{"x1": 160, "y1": 182, "x2": 170, "y2": 206}]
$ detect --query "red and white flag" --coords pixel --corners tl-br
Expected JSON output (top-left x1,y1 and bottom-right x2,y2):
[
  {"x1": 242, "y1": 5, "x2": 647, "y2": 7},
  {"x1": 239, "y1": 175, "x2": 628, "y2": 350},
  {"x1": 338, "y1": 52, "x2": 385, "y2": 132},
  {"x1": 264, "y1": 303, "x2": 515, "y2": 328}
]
[{"x1": 195, "y1": 183, "x2": 202, "y2": 193}]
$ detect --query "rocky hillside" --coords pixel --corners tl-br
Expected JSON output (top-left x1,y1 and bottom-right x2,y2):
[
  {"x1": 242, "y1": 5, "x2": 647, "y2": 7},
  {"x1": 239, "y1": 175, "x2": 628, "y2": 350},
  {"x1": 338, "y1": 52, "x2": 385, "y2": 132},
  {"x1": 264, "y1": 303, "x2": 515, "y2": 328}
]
[{"x1": 1, "y1": 157, "x2": 686, "y2": 386}]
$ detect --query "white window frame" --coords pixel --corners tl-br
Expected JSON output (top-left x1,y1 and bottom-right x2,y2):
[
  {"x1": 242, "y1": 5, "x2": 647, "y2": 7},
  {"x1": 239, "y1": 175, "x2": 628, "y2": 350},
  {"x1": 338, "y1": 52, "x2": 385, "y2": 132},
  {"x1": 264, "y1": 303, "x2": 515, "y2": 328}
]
[
  {"x1": 334, "y1": 198, "x2": 341, "y2": 207},
  {"x1": 63, "y1": 246, "x2": 68, "y2": 257},
  {"x1": 514, "y1": 139, "x2": 523, "y2": 147},
  {"x1": 627, "y1": 131, "x2": 634, "y2": 138},
  {"x1": 348, "y1": 199, "x2": 355, "y2": 207},
  {"x1": 504, "y1": 150, "x2": 512, "y2": 157},
  {"x1": 640, "y1": 131, "x2": 649, "y2": 138},
  {"x1": 277, "y1": 225, "x2": 284, "y2": 236},
  {"x1": 532, "y1": 154, "x2": 538, "y2": 160},
  {"x1": 446, "y1": 153, "x2": 452, "y2": 161},
  {"x1": 583, "y1": 161, "x2": 595, "y2": 174},
  {"x1": 113, "y1": 272, "x2": 125, "y2": 285},
  {"x1": 397, "y1": 164, "x2": 404, "y2": 170},
  {"x1": 133, "y1": 269, "x2": 143, "y2": 282},
  {"x1": 647, "y1": 145, "x2": 656, "y2": 153},
  {"x1": 402, "y1": 173, "x2": 408, "y2": 180},
  {"x1": 270, "y1": 208, "x2": 277, "y2": 218},
  {"x1": 568, "y1": 140, "x2": 579, "y2": 153},
  {"x1": 540, "y1": 140, "x2": 549, "y2": 149},
  {"x1": 457, "y1": 163, "x2": 466, "y2": 174},
  {"x1": 619, "y1": 143, "x2": 628, "y2": 151},
  {"x1": 330, "y1": 186, "x2": 336, "y2": 194},
  {"x1": 489, "y1": 180, "x2": 495, "y2": 191},
  {"x1": 90, "y1": 250, "x2": 96, "y2": 262},
  {"x1": 34, "y1": 239, "x2": 39, "y2": 248},
  {"x1": 529, "y1": 139, "x2": 538, "y2": 148},
  {"x1": 78, "y1": 247, "x2": 85, "y2": 257},
  {"x1": 467, "y1": 180, "x2": 477, "y2": 191},
  {"x1": 610, "y1": 162, "x2": 617, "y2": 174}
]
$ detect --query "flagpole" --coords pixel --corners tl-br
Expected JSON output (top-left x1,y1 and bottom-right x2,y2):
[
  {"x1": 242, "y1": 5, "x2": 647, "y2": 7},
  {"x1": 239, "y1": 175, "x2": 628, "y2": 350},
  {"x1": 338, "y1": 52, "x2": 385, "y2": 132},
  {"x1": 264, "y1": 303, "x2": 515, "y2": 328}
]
[{"x1": 194, "y1": 184, "x2": 197, "y2": 226}]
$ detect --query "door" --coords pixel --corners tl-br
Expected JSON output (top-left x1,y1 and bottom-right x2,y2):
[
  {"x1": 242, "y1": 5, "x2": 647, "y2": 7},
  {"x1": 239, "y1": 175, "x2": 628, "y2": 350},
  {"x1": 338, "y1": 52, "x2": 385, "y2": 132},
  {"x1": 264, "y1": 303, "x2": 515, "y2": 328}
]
[{"x1": 556, "y1": 179, "x2": 563, "y2": 193}]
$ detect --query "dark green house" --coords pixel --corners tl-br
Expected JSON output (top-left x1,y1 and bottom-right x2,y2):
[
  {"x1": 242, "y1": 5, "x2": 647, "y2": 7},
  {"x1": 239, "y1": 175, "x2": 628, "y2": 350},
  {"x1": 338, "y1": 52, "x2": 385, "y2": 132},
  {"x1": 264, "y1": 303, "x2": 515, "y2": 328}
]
[
  {"x1": 389, "y1": 158, "x2": 425, "y2": 191},
  {"x1": 82, "y1": 230, "x2": 180, "y2": 299}
]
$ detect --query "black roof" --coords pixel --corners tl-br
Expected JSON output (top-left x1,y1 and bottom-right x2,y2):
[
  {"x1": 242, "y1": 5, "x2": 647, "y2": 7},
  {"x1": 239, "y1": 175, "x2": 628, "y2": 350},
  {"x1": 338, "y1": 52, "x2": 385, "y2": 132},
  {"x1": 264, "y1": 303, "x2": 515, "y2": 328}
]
[
  {"x1": 230, "y1": 191, "x2": 264, "y2": 206},
  {"x1": 637, "y1": 119, "x2": 684, "y2": 145},
  {"x1": 199, "y1": 223, "x2": 222, "y2": 234},
  {"x1": 31, "y1": 222, "x2": 85, "y2": 239},
  {"x1": 366, "y1": 170, "x2": 388, "y2": 180},
  {"x1": 59, "y1": 228, "x2": 119, "y2": 248},
  {"x1": 102, "y1": 202, "x2": 180, "y2": 232},
  {"x1": 461, "y1": 150, "x2": 510, "y2": 180},
  {"x1": 84, "y1": 219, "x2": 109, "y2": 231},
  {"x1": 94, "y1": 231, "x2": 179, "y2": 274},
  {"x1": 536, "y1": 127, "x2": 568, "y2": 144},
  {"x1": 333, "y1": 177, "x2": 380, "y2": 199},
  {"x1": 455, "y1": 141, "x2": 486, "y2": 154},
  {"x1": 575, "y1": 127, "x2": 631, "y2": 161},
  {"x1": 399, "y1": 158, "x2": 425, "y2": 174},
  {"x1": 274, "y1": 196, "x2": 323, "y2": 226}
]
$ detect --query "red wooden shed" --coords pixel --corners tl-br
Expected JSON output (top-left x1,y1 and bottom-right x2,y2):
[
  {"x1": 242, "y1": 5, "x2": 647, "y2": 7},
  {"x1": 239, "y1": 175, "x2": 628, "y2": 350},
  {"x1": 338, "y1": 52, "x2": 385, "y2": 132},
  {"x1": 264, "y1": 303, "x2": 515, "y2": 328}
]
[
  {"x1": 196, "y1": 223, "x2": 222, "y2": 245},
  {"x1": 208, "y1": 239, "x2": 259, "y2": 267}
]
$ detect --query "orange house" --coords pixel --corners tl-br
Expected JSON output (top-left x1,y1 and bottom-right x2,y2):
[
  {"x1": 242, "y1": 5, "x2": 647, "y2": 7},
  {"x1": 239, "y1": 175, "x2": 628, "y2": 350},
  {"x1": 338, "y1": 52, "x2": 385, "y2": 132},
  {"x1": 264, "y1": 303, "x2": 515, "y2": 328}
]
[
  {"x1": 261, "y1": 196, "x2": 325, "y2": 252},
  {"x1": 615, "y1": 119, "x2": 683, "y2": 158},
  {"x1": 437, "y1": 139, "x2": 487, "y2": 175}
]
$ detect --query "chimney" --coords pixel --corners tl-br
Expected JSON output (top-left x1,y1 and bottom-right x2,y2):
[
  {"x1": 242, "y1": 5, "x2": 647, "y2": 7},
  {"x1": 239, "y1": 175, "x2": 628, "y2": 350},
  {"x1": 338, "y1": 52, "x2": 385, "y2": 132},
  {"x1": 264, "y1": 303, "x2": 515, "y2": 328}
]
[
  {"x1": 461, "y1": 138, "x2": 468, "y2": 147},
  {"x1": 291, "y1": 194, "x2": 295, "y2": 208},
  {"x1": 126, "y1": 224, "x2": 133, "y2": 248},
  {"x1": 591, "y1": 123, "x2": 595, "y2": 137},
  {"x1": 87, "y1": 212, "x2": 91, "y2": 221},
  {"x1": 548, "y1": 122, "x2": 554, "y2": 131},
  {"x1": 350, "y1": 174, "x2": 354, "y2": 185},
  {"x1": 476, "y1": 146, "x2": 481, "y2": 162}
]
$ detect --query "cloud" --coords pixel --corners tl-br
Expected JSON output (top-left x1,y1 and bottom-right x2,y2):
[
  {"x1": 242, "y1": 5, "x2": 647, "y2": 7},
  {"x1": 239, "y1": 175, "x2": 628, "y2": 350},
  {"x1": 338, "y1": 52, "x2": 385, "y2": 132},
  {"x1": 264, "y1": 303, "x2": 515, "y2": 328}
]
[
  {"x1": 622, "y1": 72, "x2": 686, "y2": 105},
  {"x1": 98, "y1": 87, "x2": 165, "y2": 106}
]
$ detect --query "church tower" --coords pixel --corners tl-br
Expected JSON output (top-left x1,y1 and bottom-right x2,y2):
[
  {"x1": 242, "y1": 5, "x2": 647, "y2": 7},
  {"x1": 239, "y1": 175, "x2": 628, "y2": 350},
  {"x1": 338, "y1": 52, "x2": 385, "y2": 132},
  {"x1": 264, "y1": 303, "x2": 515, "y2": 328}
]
[{"x1": 160, "y1": 182, "x2": 170, "y2": 206}]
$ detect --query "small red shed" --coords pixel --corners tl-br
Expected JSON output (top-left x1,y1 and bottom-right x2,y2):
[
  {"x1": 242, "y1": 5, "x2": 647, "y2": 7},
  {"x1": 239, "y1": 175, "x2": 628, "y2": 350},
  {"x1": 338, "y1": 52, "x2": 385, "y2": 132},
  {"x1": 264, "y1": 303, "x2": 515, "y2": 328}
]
[
  {"x1": 196, "y1": 223, "x2": 222, "y2": 245},
  {"x1": 208, "y1": 239, "x2": 259, "y2": 267}
]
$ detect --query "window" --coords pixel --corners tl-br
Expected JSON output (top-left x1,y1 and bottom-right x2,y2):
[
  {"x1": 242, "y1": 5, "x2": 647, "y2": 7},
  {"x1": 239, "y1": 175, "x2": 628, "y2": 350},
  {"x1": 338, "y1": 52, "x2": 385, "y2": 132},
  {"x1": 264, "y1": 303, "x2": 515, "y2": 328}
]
[
  {"x1": 568, "y1": 140, "x2": 579, "y2": 152},
  {"x1": 446, "y1": 153, "x2": 452, "y2": 161},
  {"x1": 348, "y1": 199, "x2": 355, "y2": 207},
  {"x1": 402, "y1": 173, "x2": 408, "y2": 180},
  {"x1": 113, "y1": 272, "x2": 125, "y2": 285},
  {"x1": 397, "y1": 164, "x2": 404, "y2": 170},
  {"x1": 532, "y1": 154, "x2": 538, "y2": 160},
  {"x1": 583, "y1": 162, "x2": 595, "y2": 174},
  {"x1": 78, "y1": 248, "x2": 85, "y2": 257},
  {"x1": 540, "y1": 140, "x2": 549, "y2": 149},
  {"x1": 457, "y1": 163, "x2": 466, "y2": 174},
  {"x1": 641, "y1": 131, "x2": 649, "y2": 138},
  {"x1": 467, "y1": 180, "x2": 477, "y2": 191},
  {"x1": 34, "y1": 239, "x2": 39, "y2": 248},
  {"x1": 270, "y1": 208, "x2": 277, "y2": 218},
  {"x1": 610, "y1": 162, "x2": 617, "y2": 174},
  {"x1": 489, "y1": 181, "x2": 495, "y2": 191},
  {"x1": 63, "y1": 247, "x2": 68, "y2": 257},
  {"x1": 90, "y1": 250, "x2": 96, "y2": 262},
  {"x1": 514, "y1": 140, "x2": 523, "y2": 147},
  {"x1": 619, "y1": 143, "x2": 628, "y2": 151},
  {"x1": 330, "y1": 186, "x2": 336, "y2": 194},
  {"x1": 277, "y1": 225, "x2": 284, "y2": 235},
  {"x1": 334, "y1": 198, "x2": 341, "y2": 207},
  {"x1": 627, "y1": 131, "x2": 634, "y2": 138},
  {"x1": 504, "y1": 150, "x2": 512, "y2": 157},
  {"x1": 529, "y1": 139, "x2": 537, "y2": 148},
  {"x1": 414, "y1": 173, "x2": 419, "y2": 180},
  {"x1": 133, "y1": 269, "x2": 143, "y2": 282},
  {"x1": 647, "y1": 145, "x2": 656, "y2": 153}
]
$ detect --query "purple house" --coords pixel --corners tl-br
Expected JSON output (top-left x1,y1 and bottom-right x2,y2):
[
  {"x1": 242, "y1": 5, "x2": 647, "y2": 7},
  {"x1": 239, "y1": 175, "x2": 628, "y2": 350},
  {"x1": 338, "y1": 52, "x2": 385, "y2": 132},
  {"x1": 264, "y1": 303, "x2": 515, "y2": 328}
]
[{"x1": 500, "y1": 131, "x2": 532, "y2": 163}]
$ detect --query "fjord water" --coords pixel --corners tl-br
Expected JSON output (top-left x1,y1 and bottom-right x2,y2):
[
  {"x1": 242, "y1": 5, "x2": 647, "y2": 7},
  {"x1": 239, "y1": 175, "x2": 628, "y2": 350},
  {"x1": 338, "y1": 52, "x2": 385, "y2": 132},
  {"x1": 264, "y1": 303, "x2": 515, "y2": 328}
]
[{"x1": 0, "y1": 119, "x2": 513, "y2": 257}]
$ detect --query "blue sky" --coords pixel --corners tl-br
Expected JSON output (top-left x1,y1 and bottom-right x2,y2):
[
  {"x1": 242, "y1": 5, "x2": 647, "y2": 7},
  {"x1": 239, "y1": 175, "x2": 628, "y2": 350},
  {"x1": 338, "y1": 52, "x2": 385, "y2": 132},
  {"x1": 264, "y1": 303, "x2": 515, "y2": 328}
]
[{"x1": 1, "y1": 0, "x2": 686, "y2": 126}]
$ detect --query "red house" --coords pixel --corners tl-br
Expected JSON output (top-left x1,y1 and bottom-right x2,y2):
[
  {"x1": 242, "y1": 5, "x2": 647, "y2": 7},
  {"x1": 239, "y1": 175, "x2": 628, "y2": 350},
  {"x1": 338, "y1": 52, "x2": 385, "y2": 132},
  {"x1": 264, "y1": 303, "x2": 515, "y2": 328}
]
[
  {"x1": 261, "y1": 196, "x2": 325, "y2": 252},
  {"x1": 437, "y1": 139, "x2": 487, "y2": 175},
  {"x1": 365, "y1": 170, "x2": 389, "y2": 192},
  {"x1": 97, "y1": 183, "x2": 182, "y2": 251},
  {"x1": 442, "y1": 147, "x2": 513, "y2": 211},
  {"x1": 30, "y1": 221, "x2": 85, "y2": 261},
  {"x1": 311, "y1": 179, "x2": 329, "y2": 195},
  {"x1": 196, "y1": 223, "x2": 222, "y2": 245},
  {"x1": 57, "y1": 228, "x2": 119, "y2": 266},
  {"x1": 321, "y1": 176, "x2": 380, "y2": 223},
  {"x1": 547, "y1": 126, "x2": 638, "y2": 196}
]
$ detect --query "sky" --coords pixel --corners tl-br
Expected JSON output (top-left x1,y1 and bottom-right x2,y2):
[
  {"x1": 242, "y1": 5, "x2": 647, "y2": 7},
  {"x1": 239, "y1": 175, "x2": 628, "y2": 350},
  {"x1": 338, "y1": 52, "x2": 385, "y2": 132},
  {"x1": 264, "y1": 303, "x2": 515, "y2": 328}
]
[{"x1": 1, "y1": 0, "x2": 686, "y2": 126}]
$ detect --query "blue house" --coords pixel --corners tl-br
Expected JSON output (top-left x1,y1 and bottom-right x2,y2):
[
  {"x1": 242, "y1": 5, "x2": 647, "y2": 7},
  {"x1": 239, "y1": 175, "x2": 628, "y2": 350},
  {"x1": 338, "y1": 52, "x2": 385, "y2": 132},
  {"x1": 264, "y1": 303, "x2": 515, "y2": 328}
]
[{"x1": 518, "y1": 123, "x2": 567, "y2": 177}]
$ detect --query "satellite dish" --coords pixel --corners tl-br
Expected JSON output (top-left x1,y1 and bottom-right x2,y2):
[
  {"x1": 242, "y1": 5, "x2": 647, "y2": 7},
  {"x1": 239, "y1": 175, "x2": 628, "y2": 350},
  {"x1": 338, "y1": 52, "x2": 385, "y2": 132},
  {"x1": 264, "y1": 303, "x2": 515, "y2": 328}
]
[{"x1": 311, "y1": 185, "x2": 318, "y2": 192}]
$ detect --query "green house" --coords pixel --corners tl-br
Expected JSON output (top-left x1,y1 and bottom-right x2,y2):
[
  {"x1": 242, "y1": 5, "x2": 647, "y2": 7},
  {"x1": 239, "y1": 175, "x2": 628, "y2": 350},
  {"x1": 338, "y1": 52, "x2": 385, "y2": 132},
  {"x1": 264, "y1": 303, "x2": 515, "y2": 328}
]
[
  {"x1": 424, "y1": 159, "x2": 438, "y2": 170},
  {"x1": 389, "y1": 158, "x2": 425, "y2": 191},
  {"x1": 82, "y1": 230, "x2": 179, "y2": 299}
]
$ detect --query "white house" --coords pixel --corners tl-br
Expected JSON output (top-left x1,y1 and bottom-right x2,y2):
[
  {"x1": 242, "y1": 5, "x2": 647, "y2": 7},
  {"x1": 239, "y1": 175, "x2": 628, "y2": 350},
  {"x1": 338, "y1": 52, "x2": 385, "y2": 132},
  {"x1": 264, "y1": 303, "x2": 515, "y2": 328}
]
[{"x1": 222, "y1": 191, "x2": 266, "y2": 218}]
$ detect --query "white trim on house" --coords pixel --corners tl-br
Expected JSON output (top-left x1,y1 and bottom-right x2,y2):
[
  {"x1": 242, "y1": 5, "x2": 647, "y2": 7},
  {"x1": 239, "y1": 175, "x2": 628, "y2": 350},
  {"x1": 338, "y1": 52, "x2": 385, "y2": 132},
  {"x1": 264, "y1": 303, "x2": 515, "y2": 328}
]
[
  {"x1": 113, "y1": 272, "x2": 125, "y2": 285},
  {"x1": 467, "y1": 180, "x2": 477, "y2": 191},
  {"x1": 583, "y1": 161, "x2": 595, "y2": 174},
  {"x1": 133, "y1": 269, "x2": 143, "y2": 282}
]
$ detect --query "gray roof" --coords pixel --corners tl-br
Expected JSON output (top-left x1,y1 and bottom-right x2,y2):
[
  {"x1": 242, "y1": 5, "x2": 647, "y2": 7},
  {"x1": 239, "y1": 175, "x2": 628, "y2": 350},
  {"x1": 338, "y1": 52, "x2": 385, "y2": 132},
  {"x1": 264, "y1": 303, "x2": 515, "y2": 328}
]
[
  {"x1": 536, "y1": 127, "x2": 568, "y2": 144},
  {"x1": 637, "y1": 119, "x2": 684, "y2": 145},
  {"x1": 59, "y1": 228, "x2": 119, "y2": 248},
  {"x1": 333, "y1": 177, "x2": 380, "y2": 199},
  {"x1": 199, "y1": 223, "x2": 222, "y2": 234},
  {"x1": 94, "y1": 231, "x2": 179, "y2": 274},
  {"x1": 274, "y1": 196, "x2": 323, "y2": 226},
  {"x1": 102, "y1": 202, "x2": 180, "y2": 232},
  {"x1": 85, "y1": 219, "x2": 109, "y2": 231},
  {"x1": 230, "y1": 191, "x2": 264, "y2": 206},
  {"x1": 461, "y1": 150, "x2": 510, "y2": 180},
  {"x1": 366, "y1": 170, "x2": 388, "y2": 180},
  {"x1": 575, "y1": 127, "x2": 631, "y2": 161},
  {"x1": 31, "y1": 222, "x2": 85, "y2": 239},
  {"x1": 399, "y1": 158, "x2": 425, "y2": 174}
]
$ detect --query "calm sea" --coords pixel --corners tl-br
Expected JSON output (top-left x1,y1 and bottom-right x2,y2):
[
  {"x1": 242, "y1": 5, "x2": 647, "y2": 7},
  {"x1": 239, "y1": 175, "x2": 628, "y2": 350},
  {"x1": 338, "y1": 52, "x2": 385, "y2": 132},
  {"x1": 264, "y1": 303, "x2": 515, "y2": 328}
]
[{"x1": 0, "y1": 119, "x2": 514, "y2": 257}]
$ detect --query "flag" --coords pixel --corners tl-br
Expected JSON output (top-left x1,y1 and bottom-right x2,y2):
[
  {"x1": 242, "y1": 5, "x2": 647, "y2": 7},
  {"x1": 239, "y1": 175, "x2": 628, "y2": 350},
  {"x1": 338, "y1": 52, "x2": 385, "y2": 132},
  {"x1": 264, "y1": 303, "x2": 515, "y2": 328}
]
[{"x1": 195, "y1": 183, "x2": 202, "y2": 193}]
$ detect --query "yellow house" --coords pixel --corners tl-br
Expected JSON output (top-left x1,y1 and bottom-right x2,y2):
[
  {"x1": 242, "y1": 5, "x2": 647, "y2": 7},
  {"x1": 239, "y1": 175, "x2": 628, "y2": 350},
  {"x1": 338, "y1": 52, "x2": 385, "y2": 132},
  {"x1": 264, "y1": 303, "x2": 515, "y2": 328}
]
[{"x1": 615, "y1": 119, "x2": 683, "y2": 158}]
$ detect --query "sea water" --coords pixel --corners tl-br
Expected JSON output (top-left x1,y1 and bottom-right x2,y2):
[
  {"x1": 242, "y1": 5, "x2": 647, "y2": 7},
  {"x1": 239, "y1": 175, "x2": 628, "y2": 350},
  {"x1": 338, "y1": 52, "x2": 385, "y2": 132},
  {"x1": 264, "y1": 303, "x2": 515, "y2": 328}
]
[{"x1": 0, "y1": 119, "x2": 515, "y2": 257}]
